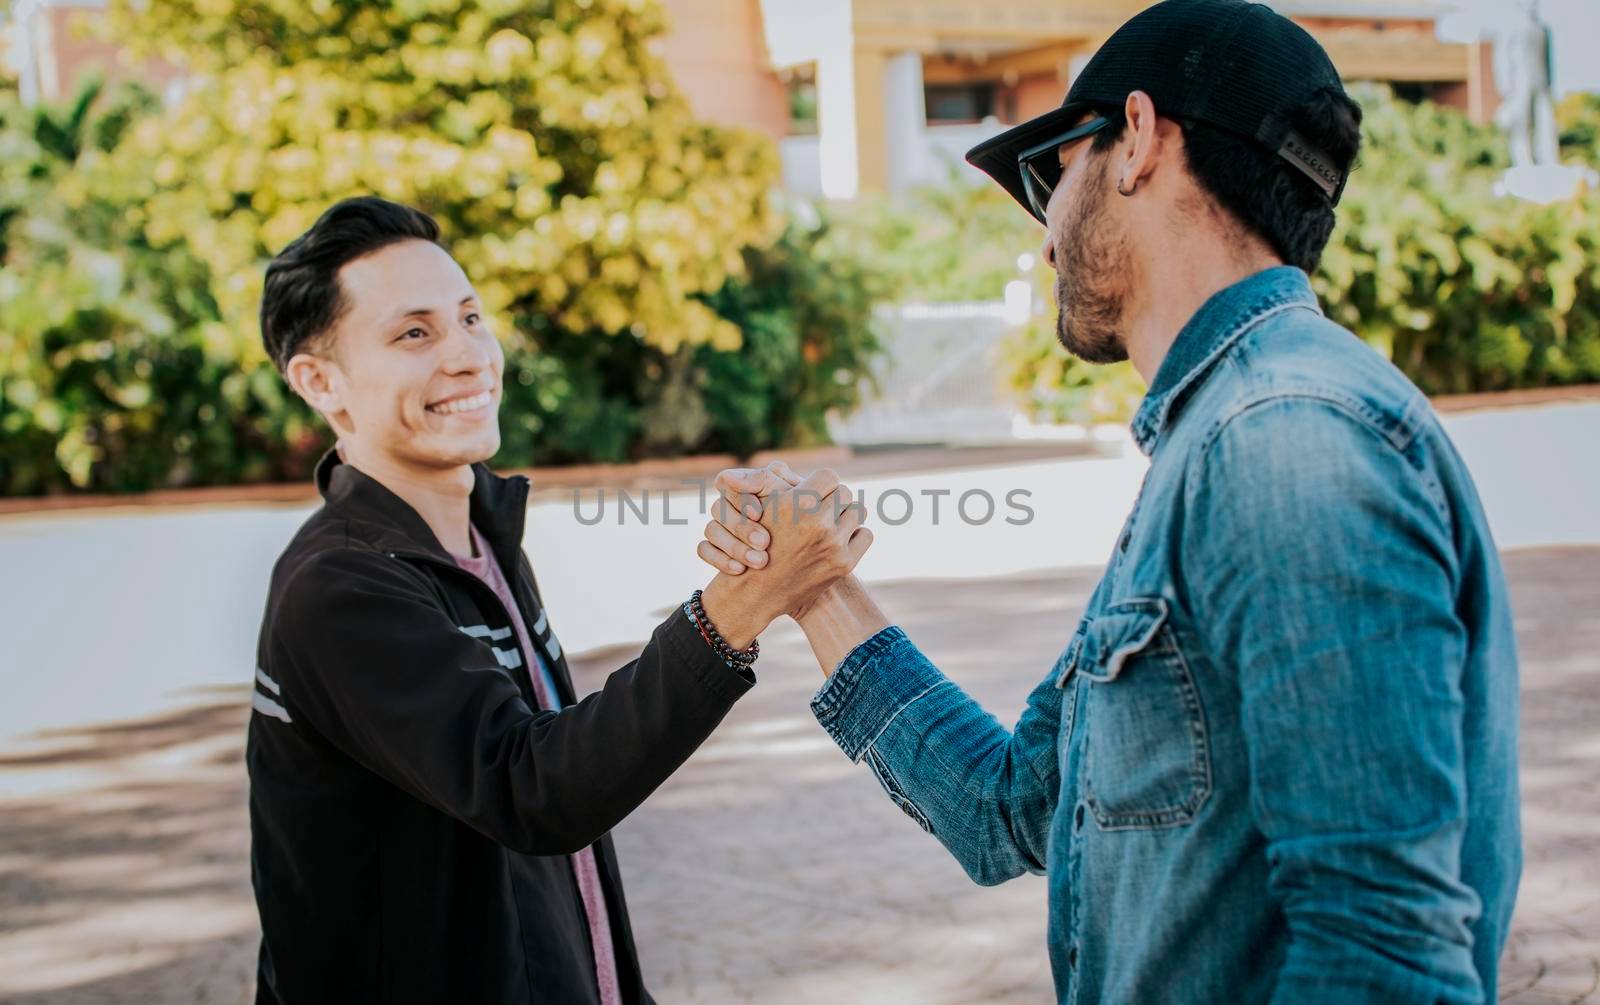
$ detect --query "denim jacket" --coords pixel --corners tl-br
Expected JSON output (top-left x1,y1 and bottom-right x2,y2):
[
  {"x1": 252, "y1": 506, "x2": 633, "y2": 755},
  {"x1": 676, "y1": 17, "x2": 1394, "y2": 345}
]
[{"x1": 811, "y1": 267, "x2": 1521, "y2": 1004}]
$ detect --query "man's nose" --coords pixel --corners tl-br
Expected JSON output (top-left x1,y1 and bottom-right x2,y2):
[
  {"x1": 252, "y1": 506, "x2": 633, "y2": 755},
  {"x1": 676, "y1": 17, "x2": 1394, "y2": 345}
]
[
  {"x1": 442, "y1": 324, "x2": 491, "y2": 372},
  {"x1": 1042, "y1": 232, "x2": 1058, "y2": 270}
]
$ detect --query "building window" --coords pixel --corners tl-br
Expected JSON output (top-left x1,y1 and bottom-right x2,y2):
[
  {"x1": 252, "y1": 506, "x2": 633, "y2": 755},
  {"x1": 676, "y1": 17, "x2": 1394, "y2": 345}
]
[
  {"x1": 925, "y1": 83, "x2": 995, "y2": 124},
  {"x1": 1391, "y1": 81, "x2": 1434, "y2": 104},
  {"x1": 786, "y1": 71, "x2": 818, "y2": 136}
]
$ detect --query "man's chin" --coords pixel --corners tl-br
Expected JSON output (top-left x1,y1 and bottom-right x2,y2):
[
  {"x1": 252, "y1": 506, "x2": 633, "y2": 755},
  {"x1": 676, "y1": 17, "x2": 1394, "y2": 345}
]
[
  {"x1": 414, "y1": 432, "x2": 501, "y2": 471},
  {"x1": 1056, "y1": 321, "x2": 1129, "y2": 365}
]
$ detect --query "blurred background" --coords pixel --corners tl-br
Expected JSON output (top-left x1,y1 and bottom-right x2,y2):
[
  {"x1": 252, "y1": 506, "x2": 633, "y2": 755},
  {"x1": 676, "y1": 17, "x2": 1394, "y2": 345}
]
[{"x1": 0, "y1": 0, "x2": 1596, "y2": 1001}]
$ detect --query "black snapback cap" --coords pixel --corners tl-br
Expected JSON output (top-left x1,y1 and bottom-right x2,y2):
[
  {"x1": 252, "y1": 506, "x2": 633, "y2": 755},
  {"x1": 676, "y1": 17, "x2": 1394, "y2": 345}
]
[{"x1": 966, "y1": 0, "x2": 1351, "y2": 219}]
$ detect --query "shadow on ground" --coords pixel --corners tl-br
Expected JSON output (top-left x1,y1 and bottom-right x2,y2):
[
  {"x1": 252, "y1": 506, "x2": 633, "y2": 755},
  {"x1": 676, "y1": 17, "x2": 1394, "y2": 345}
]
[{"x1": 0, "y1": 690, "x2": 256, "y2": 1003}]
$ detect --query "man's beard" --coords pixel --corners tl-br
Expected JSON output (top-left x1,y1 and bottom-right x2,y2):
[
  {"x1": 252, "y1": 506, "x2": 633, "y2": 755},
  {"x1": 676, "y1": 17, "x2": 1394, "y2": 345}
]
[{"x1": 1052, "y1": 155, "x2": 1131, "y2": 365}]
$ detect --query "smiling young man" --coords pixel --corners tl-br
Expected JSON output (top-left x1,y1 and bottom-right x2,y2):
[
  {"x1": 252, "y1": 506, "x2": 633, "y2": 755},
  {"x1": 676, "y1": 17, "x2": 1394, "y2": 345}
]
[
  {"x1": 246, "y1": 196, "x2": 870, "y2": 1004},
  {"x1": 699, "y1": 1, "x2": 1521, "y2": 1002}
]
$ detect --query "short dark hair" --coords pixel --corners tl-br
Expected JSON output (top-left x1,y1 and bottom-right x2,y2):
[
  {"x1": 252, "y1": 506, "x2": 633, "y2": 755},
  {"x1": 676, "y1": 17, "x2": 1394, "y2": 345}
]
[
  {"x1": 1090, "y1": 87, "x2": 1363, "y2": 273},
  {"x1": 259, "y1": 197, "x2": 443, "y2": 372}
]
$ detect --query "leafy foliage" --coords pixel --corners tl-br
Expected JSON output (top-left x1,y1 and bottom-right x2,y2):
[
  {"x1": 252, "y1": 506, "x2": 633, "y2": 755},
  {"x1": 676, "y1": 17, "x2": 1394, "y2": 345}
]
[
  {"x1": 1314, "y1": 85, "x2": 1600, "y2": 395},
  {"x1": 0, "y1": 0, "x2": 886, "y2": 495},
  {"x1": 0, "y1": 78, "x2": 321, "y2": 494},
  {"x1": 697, "y1": 213, "x2": 886, "y2": 457},
  {"x1": 861, "y1": 86, "x2": 1600, "y2": 422},
  {"x1": 828, "y1": 163, "x2": 1040, "y2": 304},
  {"x1": 103, "y1": 0, "x2": 781, "y2": 357}
]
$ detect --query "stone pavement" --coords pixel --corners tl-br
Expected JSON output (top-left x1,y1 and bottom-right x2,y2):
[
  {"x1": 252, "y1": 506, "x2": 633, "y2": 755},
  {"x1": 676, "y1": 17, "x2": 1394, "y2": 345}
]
[{"x1": 0, "y1": 547, "x2": 1594, "y2": 1003}]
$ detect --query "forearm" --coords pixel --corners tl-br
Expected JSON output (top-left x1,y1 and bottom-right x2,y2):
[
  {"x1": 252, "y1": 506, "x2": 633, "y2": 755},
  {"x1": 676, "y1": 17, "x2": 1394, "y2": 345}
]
[
  {"x1": 809, "y1": 624, "x2": 1060, "y2": 884},
  {"x1": 524, "y1": 605, "x2": 753, "y2": 850},
  {"x1": 795, "y1": 575, "x2": 891, "y2": 676}
]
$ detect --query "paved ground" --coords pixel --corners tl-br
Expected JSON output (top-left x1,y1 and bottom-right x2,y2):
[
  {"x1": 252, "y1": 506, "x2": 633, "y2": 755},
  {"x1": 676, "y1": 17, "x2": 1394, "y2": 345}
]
[{"x1": 0, "y1": 546, "x2": 1593, "y2": 1003}]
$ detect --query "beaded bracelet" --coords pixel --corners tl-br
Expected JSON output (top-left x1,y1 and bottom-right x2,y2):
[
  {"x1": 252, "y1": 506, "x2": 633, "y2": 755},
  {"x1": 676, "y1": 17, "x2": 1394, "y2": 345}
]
[
  {"x1": 684, "y1": 589, "x2": 759, "y2": 671},
  {"x1": 687, "y1": 590, "x2": 758, "y2": 666},
  {"x1": 684, "y1": 599, "x2": 758, "y2": 670}
]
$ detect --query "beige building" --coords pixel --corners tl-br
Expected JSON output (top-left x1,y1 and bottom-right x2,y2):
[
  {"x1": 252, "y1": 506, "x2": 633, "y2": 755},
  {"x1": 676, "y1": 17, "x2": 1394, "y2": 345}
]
[
  {"x1": 749, "y1": 0, "x2": 1497, "y2": 196},
  {"x1": 7, "y1": 0, "x2": 1496, "y2": 198}
]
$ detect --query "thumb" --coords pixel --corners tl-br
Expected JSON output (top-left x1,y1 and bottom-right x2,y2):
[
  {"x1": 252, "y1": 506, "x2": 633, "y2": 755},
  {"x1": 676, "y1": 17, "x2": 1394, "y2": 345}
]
[{"x1": 715, "y1": 466, "x2": 776, "y2": 499}]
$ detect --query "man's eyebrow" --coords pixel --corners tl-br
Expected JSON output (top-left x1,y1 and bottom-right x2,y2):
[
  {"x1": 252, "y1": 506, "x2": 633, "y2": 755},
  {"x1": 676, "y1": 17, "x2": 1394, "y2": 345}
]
[{"x1": 385, "y1": 295, "x2": 479, "y2": 325}]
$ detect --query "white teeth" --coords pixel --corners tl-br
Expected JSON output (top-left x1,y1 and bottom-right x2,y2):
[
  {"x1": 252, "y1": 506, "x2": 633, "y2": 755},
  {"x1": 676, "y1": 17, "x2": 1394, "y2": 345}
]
[{"x1": 428, "y1": 391, "x2": 492, "y2": 415}]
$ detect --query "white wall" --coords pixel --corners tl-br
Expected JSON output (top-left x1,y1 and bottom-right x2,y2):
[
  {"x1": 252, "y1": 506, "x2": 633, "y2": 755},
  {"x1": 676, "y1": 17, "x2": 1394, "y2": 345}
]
[
  {"x1": 779, "y1": 134, "x2": 824, "y2": 196},
  {"x1": 1545, "y1": 0, "x2": 1600, "y2": 95},
  {"x1": 1437, "y1": 0, "x2": 1600, "y2": 96},
  {"x1": 3, "y1": 403, "x2": 1596, "y2": 746}
]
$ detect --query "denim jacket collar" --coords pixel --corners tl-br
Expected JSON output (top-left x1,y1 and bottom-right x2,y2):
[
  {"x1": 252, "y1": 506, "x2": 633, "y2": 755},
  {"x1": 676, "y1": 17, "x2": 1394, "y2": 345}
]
[{"x1": 1130, "y1": 266, "x2": 1322, "y2": 455}]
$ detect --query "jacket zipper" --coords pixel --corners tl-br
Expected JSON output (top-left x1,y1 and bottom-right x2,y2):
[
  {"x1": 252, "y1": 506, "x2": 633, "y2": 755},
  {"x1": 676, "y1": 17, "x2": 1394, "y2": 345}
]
[{"x1": 387, "y1": 548, "x2": 608, "y2": 985}]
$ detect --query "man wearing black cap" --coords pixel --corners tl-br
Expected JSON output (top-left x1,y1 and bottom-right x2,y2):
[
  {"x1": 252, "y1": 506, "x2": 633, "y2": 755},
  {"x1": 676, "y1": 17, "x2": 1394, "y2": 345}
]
[{"x1": 697, "y1": 1, "x2": 1521, "y2": 1001}]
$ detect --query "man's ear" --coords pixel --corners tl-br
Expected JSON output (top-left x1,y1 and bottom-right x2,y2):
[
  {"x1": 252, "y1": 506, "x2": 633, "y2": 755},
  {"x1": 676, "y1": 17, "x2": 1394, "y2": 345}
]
[
  {"x1": 1118, "y1": 90, "x2": 1174, "y2": 196},
  {"x1": 285, "y1": 352, "x2": 349, "y2": 432}
]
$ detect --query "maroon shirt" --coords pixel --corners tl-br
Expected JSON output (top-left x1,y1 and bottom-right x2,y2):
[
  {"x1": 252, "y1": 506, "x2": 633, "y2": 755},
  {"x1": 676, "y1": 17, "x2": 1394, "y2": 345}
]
[{"x1": 452, "y1": 524, "x2": 621, "y2": 1005}]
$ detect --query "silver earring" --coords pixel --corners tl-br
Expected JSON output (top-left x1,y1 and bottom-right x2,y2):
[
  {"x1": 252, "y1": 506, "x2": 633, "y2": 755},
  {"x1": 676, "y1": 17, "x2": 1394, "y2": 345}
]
[{"x1": 1117, "y1": 175, "x2": 1137, "y2": 197}]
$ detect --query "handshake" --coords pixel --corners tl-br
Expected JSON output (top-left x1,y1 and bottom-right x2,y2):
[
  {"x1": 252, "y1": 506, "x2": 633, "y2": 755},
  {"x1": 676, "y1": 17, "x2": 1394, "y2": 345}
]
[{"x1": 693, "y1": 460, "x2": 875, "y2": 655}]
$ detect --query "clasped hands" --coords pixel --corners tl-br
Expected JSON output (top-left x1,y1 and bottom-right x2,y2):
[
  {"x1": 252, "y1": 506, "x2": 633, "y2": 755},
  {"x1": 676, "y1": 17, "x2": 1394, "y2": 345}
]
[{"x1": 694, "y1": 461, "x2": 871, "y2": 646}]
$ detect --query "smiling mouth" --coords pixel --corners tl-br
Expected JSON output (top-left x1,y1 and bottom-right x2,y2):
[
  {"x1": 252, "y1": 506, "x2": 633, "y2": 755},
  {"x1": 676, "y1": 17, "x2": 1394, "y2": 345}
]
[{"x1": 426, "y1": 391, "x2": 494, "y2": 416}]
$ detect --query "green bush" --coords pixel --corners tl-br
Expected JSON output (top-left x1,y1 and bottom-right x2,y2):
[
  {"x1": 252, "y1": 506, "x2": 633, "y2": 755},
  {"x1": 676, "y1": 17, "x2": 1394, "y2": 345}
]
[
  {"x1": 490, "y1": 214, "x2": 884, "y2": 466},
  {"x1": 102, "y1": 0, "x2": 782, "y2": 357},
  {"x1": 999, "y1": 318, "x2": 1147, "y2": 429},
  {"x1": 1314, "y1": 85, "x2": 1600, "y2": 395},
  {"x1": 1558, "y1": 93, "x2": 1600, "y2": 169},
  {"x1": 828, "y1": 163, "x2": 1039, "y2": 304},
  {"x1": 0, "y1": 79, "x2": 326, "y2": 495},
  {"x1": 0, "y1": 0, "x2": 888, "y2": 497},
  {"x1": 856, "y1": 86, "x2": 1600, "y2": 423},
  {"x1": 697, "y1": 212, "x2": 886, "y2": 456}
]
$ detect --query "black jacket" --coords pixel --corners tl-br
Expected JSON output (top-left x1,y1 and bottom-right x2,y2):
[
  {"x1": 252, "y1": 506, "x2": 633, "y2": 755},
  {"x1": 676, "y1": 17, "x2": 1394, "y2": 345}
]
[{"x1": 247, "y1": 451, "x2": 752, "y2": 1003}]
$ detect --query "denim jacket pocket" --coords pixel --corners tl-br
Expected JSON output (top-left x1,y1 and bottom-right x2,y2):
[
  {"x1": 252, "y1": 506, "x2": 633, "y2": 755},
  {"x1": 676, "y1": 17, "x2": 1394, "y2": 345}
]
[
  {"x1": 1078, "y1": 597, "x2": 1212, "y2": 830},
  {"x1": 1055, "y1": 626, "x2": 1089, "y2": 689}
]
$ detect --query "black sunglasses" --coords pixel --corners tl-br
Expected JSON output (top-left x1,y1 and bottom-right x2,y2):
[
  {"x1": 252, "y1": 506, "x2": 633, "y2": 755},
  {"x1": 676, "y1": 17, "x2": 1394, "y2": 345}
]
[{"x1": 1017, "y1": 116, "x2": 1113, "y2": 224}]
